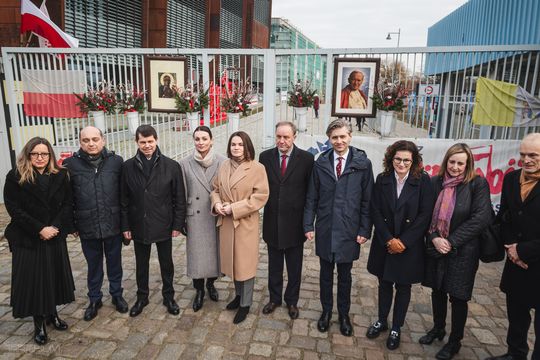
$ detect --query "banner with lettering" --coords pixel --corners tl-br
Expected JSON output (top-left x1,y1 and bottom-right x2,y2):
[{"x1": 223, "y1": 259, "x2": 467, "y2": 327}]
[{"x1": 296, "y1": 135, "x2": 522, "y2": 212}]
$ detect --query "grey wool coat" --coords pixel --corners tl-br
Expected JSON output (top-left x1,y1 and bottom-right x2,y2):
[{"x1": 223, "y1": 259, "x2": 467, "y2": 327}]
[{"x1": 180, "y1": 152, "x2": 226, "y2": 279}]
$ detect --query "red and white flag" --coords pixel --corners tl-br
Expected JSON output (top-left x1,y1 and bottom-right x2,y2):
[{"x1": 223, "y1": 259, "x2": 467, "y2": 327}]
[
  {"x1": 20, "y1": 0, "x2": 79, "y2": 48},
  {"x1": 22, "y1": 69, "x2": 86, "y2": 118}
]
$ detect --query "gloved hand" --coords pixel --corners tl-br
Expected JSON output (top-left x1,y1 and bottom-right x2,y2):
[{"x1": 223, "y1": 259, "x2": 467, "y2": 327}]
[
  {"x1": 180, "y1": 224, "x2": 188, "y2": 236},
  {"x1": 387, "y1": 238, "x2": 406, "y2": 254}
]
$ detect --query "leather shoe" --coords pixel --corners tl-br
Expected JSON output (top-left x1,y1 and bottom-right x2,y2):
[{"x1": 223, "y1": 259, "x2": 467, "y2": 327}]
[
  {"x1": 129, "y1": 298, "x2": 149, "y2": 317},
  {"x1": 287, "y1": 305, "x2": 299, "y2": 319},
  {"x1": 419, "y1": 327, "x2": 446, "y2": 345},
  {"x1": 33, "y1": 316, "x2": 48, "y2": 345},
  {"x1": 262, "y1": 302, "x2": 280, "y2": 315},
  {"x1": 317, "y1": 311, "x2": 332, "y2": 332},
  {"x1": 233, "y1": 306, "x2": 250, "y2": 324},
  {"x1": 192, "y1": 290, "x2": 204, "y2": 312},
  {"x1": 485, "y1": 355, "x2": 520, "y2": 360},
  {"x1": 206, "y1": 283, "x2": 219, "y2": 302},
  {"x1": 226, "y1": 295, "x2": 241, "y2": 310},
  {"x1": 112, "y1": 296, "x2": 128, "y2": 314},
  {"x1": 46, "y1": 311, "x2": 68, "y2": 330},
  {"x1": 338, "y1": 315, "x2": 353, "y2": 336},
  {"x1": 84, "y1": 300, "x2": 103, "y2": 321},
  {"x1": 366, "y1": 320, "x2": 388, "y2": 339},
  {"x1": 435, "y1": 341, "x2": 461, "y2": 360},
  {"x1": 386, "y1": 330, "x2": 401, "y2": 350},
  {"x1": 163, "y1": 298, "x2": 180, "y2": 315}
]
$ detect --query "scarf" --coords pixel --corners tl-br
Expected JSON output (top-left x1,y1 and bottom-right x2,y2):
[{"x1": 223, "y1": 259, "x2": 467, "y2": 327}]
[
  {"x1": 193, "y1": 147, "x2": 215, "y2": 169},
  {"x1": 520, "y1": 169, "x2": 540, "y2": 201},
  {"x1": 429, "y1": 172, "x2": 465, "y2": 238}
]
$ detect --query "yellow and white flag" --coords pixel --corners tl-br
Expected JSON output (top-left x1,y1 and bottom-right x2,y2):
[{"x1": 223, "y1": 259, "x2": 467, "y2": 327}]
[{"x1": 472, "y1": 77, "x2": 540, "y2": 127}]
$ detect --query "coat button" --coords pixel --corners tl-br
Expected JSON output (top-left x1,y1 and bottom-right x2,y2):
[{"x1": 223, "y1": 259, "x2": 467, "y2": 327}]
[
  {"x1": 518, "y1": 210, "x2": 523, "y2": 215},
  {"x1": 406, "y1": 219, "x2": 411, "y2": 223},
  {"x1": 196, "y1": 197, "x2": 199, "y2": 200},
  {"x1": 517, "y1": 233, "x2": 522, "y2": 237},
  {"x1": 197, "y1": 210, "x2": 200, "y2": 214}
]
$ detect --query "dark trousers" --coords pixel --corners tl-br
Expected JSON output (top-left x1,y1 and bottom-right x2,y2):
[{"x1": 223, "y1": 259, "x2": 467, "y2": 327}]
[
  {"x1": 431, "y1": 289, "x2": 468, "y2": 343},
  {"x1": 267, "y1": 244, "x2": 303, "y2": 306},
  {"x1": 193, "y1": 277, "x2": 217, "y2": 291},
  {"x1": 505, "y1": 293, "x2": 539, "y2": 360},
  {"x1": 81, "y1": 235, "x2": 123, "y2": 302},
  {"x1": 319, "y1": 258, "x2": 353, "y2": 316},
  {"x1": 133, "y1": 239, "x2": 174, "y2": 301},
  {"x1": 378, "y1": 278, "x2": 411, "y2": 329}
]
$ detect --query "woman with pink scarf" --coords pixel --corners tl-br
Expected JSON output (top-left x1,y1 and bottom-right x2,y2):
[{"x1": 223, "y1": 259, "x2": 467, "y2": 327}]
[{"x1": 420, "y1": 143, "x2": 492, "y2": 360}]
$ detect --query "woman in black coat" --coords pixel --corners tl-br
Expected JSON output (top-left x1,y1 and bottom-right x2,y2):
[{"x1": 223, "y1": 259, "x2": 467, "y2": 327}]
[
  {"x1": 420, "y1": 143, "x2": 491, "y2": 360},
  {"x1": 3, "y1": 137, "x2": 75, "y2": 346},
  {"x1": 366, "y1": 140, "x2": 435, "y2": 350}
]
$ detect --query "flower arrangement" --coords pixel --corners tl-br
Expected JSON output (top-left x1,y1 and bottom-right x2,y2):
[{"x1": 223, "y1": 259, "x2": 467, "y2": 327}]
[
  {"x1": 221, "y1": 80, "x2": 254, "y2": 115},
  {"x1": 371, "y1": 82, "x2": 406, "y2": 112},
  {"x1": 75, "y1": 81, "x2": 117, "y2": 114},
  {"x1": 116, "y1": 83, "x2": 146, "y2": 114},
  {"x1": 173, "y1": 84, "x2": 209, "y2": 113},
  {"x1": 287, "y1": 79, "x2": 317, "y2": 108}
]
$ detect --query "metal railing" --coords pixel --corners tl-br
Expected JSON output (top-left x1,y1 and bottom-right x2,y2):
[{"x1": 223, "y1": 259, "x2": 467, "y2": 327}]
[{"x1": 1, "y1": 45, "x2": 539, "y2": 160}]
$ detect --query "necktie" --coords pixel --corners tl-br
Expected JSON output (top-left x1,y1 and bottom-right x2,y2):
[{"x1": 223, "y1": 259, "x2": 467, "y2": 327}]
[
  {"x1": 336, "y1": 156, "x2": 343, "y2": 178},
  {"x1": 280, "y1": 154, "x2": 287, "y2": 176}
]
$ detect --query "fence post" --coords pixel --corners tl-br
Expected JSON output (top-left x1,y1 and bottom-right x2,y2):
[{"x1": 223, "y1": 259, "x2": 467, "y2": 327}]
[
  {"x1": 202, "y1": 51, "x2": 210, "y2": 127},
  {"x1": 263, "y1": 49, "x2": 276, "y2": 148}
]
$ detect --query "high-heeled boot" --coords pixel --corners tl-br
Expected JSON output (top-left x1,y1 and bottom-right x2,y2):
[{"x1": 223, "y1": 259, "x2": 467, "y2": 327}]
[
  {"x1": 33, "y1": 316, "x2": 48, "y2": 345},
  {"x1": 46, "y1": 311, "x2": 68, "y2": 330}
]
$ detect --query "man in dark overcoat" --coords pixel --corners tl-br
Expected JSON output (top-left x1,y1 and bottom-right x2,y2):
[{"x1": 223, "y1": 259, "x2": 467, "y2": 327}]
[
  {"x1": 304, "y1": 119, "x2": 374, "y2": 336},
  {"x1": 121, "y1": 125, "x2": 186, "y2": 317},
  {"x1": 488, "y1": 133, "x2": 540, "y2": 360},
  {"x1": 63, "y1": 126, "x2": 128, "y2": 321},
  {"x1": 259, "y1": 121, "x2": 314, "y2": 319}
]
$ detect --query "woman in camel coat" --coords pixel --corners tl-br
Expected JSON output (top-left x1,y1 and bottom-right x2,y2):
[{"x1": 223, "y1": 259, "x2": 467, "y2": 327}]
[{"x1": 211, "y1": 131, "x2": 269, "y2": 324}]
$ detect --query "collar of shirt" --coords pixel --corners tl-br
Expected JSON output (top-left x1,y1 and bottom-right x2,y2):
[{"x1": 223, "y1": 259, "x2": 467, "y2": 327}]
[
  {"x1": 394, "y1": 170, "x2": 409, "y2": 184},
  {"x1": 333, "y1": 148, "x2": 349, "y2": 164}
]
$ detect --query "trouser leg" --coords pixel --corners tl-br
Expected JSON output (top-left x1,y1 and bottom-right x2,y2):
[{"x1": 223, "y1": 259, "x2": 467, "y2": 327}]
[
  {"x1": 392, "y1": 283, "x2": 412, "y2": 329},
  {"x1": 448, "y1": 295, "x2": 468, "y2": 343},
  {"x1": 506, "y1": 293, "x2": 532, "y2": 359},
  {"x1": 319, "y1": 258, "x2": 334, "y2": 313},
  {"x1": 336, "y1": 262, "x2": 353, "y2": 316},
  {"x1": 377, "y1": 278, "x2": 393, "y2": 323},
  {"x1": 156, "y1": 239, "x2": 174, "y2": 301},
  {"x1": 133, "y1": 241, "x2": 151, "y2": 301},
  {"x1": 234, "y1": 278, "x2": 255, "y2": 307},
  {"x1": 267, "y1": 245, "x2": 284, "y2": 304},
  {"x1": 283, "y1": 244, "x2": 303, "y2": 306},
  {"x1": 81, "y1": 238, "x2": 104, "y2": 302},
  {"x1": 431, "y1": 289, "x2": 448, "y2": 329},
  {"x1": 103, "y1": 234, "x2": 123, "y2": 298}
]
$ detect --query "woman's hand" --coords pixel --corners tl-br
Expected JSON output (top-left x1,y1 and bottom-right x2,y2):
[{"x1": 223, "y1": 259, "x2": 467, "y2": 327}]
[
  {"x1": 40, "y1": 226, "x2": 59, "y2": 240},
  {"x1": 222, "y1": 203, "x2": 232, "y2": 215},
  {"x1": 432, "y1": 237, "x2": 452, "y2": 254},
  {"x1": 214, "y1": 202, "x2": 227, "y2": 216}
]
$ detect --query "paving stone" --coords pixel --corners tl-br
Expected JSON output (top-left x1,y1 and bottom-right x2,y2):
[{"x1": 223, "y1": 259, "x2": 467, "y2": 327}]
[
  {"x1": 79, "y1": 340, "x2": 117, "y2": 359},
  {"x1": 275, "y1": 346, "x2": 301, "y2": 358},
  {"x1": 156, "y1": 343, "x2": 185, "y2": 360},
  {"x1": 288, "y1": 335, "x2": 316, "y2": 350},
  {"x1": 471, "y1": 328, "x2": 500, "y2": 345},
  {"x1": 248, "y1": 343, "x2": 273, "y2": 357}
]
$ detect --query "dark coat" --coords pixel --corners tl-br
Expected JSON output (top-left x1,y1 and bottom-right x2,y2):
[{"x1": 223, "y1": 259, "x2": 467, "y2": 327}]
[
  {"x1": 423, "y1": 175, "x2": 491, "y2": 301},
  {"x1": 120, "y1": 148, "x2": 186, "y2": 244},
  {"x1": 367, "y1": 172, "x2": 435, "y2": 284},
  {"x1": 304, "y1": 147, "x2": 374, "y2": 263},
  {"x1": 4, "y1": 169, "x2": 73, "y2": 249},
  {"x1": 260, "y1": 145, "x2": 314, "y2": 249},
  {"x1": 498, "y1": 169, "x2": 540, "y2": 302},
  {"x1": 63, "y1": 148, "x2": 123, "y2": 240}
]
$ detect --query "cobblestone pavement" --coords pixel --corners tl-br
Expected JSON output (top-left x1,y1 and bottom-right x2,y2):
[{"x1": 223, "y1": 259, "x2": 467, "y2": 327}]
[{"x1": 0, "y1": 203, "x2": 536, "y2": 359}]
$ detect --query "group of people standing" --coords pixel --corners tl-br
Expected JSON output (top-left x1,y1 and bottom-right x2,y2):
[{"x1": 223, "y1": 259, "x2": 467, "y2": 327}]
[{"x1": 3, "y1": 120, "x2": 538, "y2": 360}]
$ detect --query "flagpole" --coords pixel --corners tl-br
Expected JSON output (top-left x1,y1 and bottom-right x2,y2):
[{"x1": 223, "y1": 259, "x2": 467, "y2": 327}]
[{"x1": 25, "y1": 32, "x2": 34, "y2": 47}]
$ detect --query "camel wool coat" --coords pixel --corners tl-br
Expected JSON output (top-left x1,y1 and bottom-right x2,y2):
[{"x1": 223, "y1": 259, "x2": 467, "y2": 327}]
[{"x1": 210, "y1": 159, "x2": 269, "y2": 281}]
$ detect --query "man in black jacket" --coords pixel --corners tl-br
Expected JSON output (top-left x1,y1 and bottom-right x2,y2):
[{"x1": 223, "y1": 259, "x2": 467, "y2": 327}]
[
  {"x1": 64, "y1": 126, "x2": 128, "y2": 321},
  {"x1": 121, "y1": 125, "x2": 186, "y2": 317},
  {"x1": 259, "y1": 121, "x2": 314, "y2": 320},
  {"x1": 487, "y1": 133, "x2": 540, "y2": 360}
]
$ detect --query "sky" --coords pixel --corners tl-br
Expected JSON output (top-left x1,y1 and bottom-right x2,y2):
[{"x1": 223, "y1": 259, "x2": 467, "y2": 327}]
[{"x1": 271, "y1": 0, "x2": 469, "y2": 48}]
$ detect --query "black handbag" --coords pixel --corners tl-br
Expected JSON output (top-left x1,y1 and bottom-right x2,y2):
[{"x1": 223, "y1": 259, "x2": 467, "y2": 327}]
[{"x1": 479, "y1": 209, "x2": 505, "y2": 263}]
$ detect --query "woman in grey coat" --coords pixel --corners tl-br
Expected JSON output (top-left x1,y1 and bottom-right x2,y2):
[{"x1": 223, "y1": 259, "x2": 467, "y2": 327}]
[{"x1": 180, "y1": 126, "x2": 226, "y2": 312}]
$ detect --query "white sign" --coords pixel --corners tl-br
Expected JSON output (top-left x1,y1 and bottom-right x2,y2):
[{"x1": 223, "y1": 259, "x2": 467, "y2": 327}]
[{"x1": 419, "y1": 84, "x2": 440, "y2": 96}]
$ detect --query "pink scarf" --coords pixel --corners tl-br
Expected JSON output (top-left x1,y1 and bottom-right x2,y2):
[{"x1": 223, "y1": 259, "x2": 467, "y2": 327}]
[{"x1": 429, "y1": 172, "x2": 465, "y2": 238}]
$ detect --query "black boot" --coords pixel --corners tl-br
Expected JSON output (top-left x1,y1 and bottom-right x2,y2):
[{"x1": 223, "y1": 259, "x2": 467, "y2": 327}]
[
  {"x1": 226, "y1": 295, "x2": 241, "y2": 310},
  {"x1": 435, "y1": 341, "x2": 461, "y2": 360},
  {"x1": 46, "y1": 311, "x2": 68, "y2": 330},
  {"x1": 206, "y1": 281, "x2": 219, "y2": 302},
  {"x1": 233, "y1": 306, "x2": 250, "y2": 324},
  {"x1": 33, "y1": 316, "x2": 48, "y2": 345},
  {"x1": 419, "y1": 327, "x2": 446, "y2": 345},
  {"x1": 192, "y1": 289, "x2": 205, "y2": 312}
]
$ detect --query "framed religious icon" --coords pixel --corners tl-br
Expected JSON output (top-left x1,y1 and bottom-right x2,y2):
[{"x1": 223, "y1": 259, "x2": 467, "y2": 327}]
[
  {"x1": 331, "y1": 58, "x2": 380, "y2": 118},
  {"x1": 146, "y1": 56, "x2": 188, "y2": 113}
]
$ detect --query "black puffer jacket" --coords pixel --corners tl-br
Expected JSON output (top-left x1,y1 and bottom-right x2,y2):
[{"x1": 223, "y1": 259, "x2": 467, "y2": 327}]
[
  {"x1": 63, "y1": 148, "x2": 123, "y2": 240},
  {"x1": 121, "y1": 148, "x2": 186, "y2": 244}
]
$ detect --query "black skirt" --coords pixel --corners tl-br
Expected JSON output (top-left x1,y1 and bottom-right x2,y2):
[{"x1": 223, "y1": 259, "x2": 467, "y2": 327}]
[{"x1": 10, "y1": 236, "x2": 75, "y2": 318}]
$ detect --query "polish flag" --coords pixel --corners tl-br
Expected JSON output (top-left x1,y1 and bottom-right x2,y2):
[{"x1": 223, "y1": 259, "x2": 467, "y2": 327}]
[{"x1": 20, "y1": 0, "x2": 79, "y2": 48}]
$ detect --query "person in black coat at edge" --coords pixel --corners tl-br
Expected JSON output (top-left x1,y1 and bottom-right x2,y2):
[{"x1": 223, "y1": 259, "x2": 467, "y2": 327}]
[
  {"x1": 259, "y1": 121, "x2": 314, "y2": 320},
  {"x1": 3, "y1": 137, "x2": 75, "y2": 345},
  {"x1": 366, "y1": 140, "x2": 435, "y2": 350},
  {"x1": 63, "y1": 126, "x2": 129, "y2": 321},
  {"x1": 420, "y1": 143, "x2": 491, "y2": 360},
  {"x1": 304, "y1": 119, "x2": 374, "y2": 337},
  {"x1": 486, "y1": 133, "x2": 540, "y2": 360},
  {"x1": 121, "y1": 125, "x2": 186, "y2": 317}
]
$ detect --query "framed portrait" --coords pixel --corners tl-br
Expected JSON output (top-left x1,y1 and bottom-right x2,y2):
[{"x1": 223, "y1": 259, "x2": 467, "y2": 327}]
[
  {"x1": 146, "y1": 56, "x2": 188, "y2": 113},
  {"x1": 331, "y1": 58, "x2": 380, "y2": 118}
]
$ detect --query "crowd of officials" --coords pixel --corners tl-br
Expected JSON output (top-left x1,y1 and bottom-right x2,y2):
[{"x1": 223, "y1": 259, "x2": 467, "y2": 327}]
[{"x1": 3, "y1": 119, "x2": 539, "y2": 360}]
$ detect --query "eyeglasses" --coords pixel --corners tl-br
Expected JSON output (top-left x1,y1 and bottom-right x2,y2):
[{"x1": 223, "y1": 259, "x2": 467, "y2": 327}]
[
  {"x1": 393, "y1": 157, "x2": 412, "y2": 165},
  {"x1": 29, "y1": 152, "x2": 50, "y2": 159}
]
